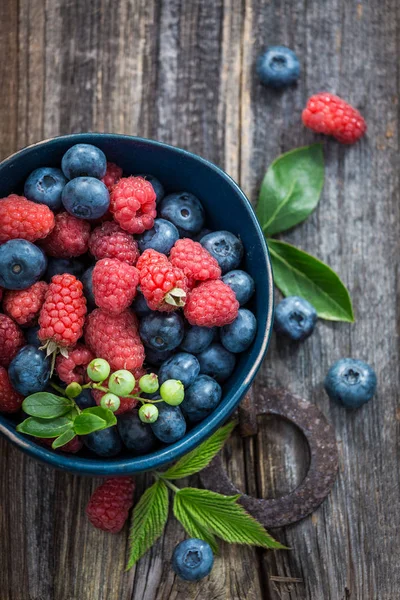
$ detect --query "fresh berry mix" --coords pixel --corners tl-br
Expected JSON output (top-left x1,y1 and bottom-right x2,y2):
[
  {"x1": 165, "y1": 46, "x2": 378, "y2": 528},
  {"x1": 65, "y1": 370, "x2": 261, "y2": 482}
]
[
  {"x1": 302, "y1": 92, "x2": 367, "y2": 144},
  {"x1": 256, "y1": 46, "x2": 300, "y2": 88},
  {"x1": 0, "y1": 143, "x2": 257, "y2": 461}
]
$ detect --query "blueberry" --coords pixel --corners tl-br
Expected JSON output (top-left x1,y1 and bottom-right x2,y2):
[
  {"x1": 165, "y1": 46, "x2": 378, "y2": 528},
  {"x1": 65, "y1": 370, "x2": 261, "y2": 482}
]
[
  {"x1": 139, "y1": 312, "x2": 184, "y2": 352},
  {"x1": 159, "y1": 192, "x2": 205, "y2": 236},
  {"x1": 181, "y1": 375, "x2": 222, "y2": 424},
  {"x1": 158, "y1": 352, "x2": 200, "y2": 388},
  {"x1": 8, "y1": 345, "x2": 50, "y2": 395},
  {"x1": 136, "y1": 173, "x2": 165, "y2": 204},
  {"x1": 61, "y1": 144, "x2": 107, "y2": 180},
  {"x1": 172, "y1": 538, "x2": 214, "y2": 581},
  {"x1": 0, "y1": 240, "x2": 47, "y2": 290},
  {"x1": 83, "y1": 426, "x2": 122, "y2": 457},
  {"x1": 256, "y1": 46, "x2": 300, "y2": 88},
  {"x1": 180, "y1": 324, "x2": 215, "y2": 354},
  {"x1": 197, "y1": 343, "x2": 236, "y2": 383},
  {"x1": 144, "y1": 346, "x2": 174, "y2": 367},
  {"x1": 118, "y1": 411, "x2": 159, "y2": 454},
  {"x1": 222, "y1": 270, "x2": 255, "y2": 305},
  {"x1": 24, "y1": 167, "x2": 68, "y2": 211},
  {"x1": 74, "y1": 388, "x2": 96, "y2": 410},
  {"x1": 131, "y1": 290, "x2": 151, "y2": 317},
  {"x1": 150, "y1": 402, "x2": 186, "y2": 444},
  {"x1": 220, "y1": 309, "x2": 257, "y2": 353},
  {"x1": 25, "y1": 325, "x2": 41, "y2": 347},
  {"x1": 200, "y1": 231, "x2": 243, "y2": 274},
  {"x1": 62, "y1": 177, "x2": 110, "y2": 220},
  {"x1": 81, "y1": 266, "x2": 95, "y2": 308},
  {"x1": 136, "y1": 218, "x2": 179, "y2": 255},
  {"x1": 274, "y1": 296, "x2": 317, "y2": 341},
  {"x1": 324, "y1": 359, "x2": 377, "y2": 409},
  {"x1": 45, "y1": 257, "x2": 85, "y2": 282}
]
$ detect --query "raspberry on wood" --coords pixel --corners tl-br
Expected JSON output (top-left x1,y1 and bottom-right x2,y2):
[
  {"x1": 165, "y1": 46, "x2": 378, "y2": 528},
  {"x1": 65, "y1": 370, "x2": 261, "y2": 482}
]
[
  {"x1": 86, "y1": 477, "x2": 135, "y2": 533},
  {"x1": 89, "y1": 221, "x2": 139, "y2": 265},
  {"x1": 40, "y1": 212, "x2": 91, "y2": 258},
  {"x1": 138, "y1": 249, "x2": 188, "y2": 312},
  {"x1": 0, "y1": 314, "x2": 25, "y2": 368},
  {"x1": 184, "y1": 279, "x2": 239, "y2": 327},
  {"x1": 110, "y1": 176, "x2": 157, "y2": 234},
  {"x1": 0, "y1": 367, "x2": 24, "y2": 413},
  {"x1": 55, "y1": 343, "x2": 94, "y2": 384},
  {"x1": 101, "y1": 162, "x2": 123, "y2": 191},
  {"x1": 0, "y1": 194, "x2": 55, "y2": 243},
  {"x1": 3, "y1": 281, "x2": 48, "y2": 326},
  {"x1": 92, "y1": 258, "x2": 140, "y2": 315},
  {"x1": 169, "y1": 238, "x2": 221, "y2": 282}
]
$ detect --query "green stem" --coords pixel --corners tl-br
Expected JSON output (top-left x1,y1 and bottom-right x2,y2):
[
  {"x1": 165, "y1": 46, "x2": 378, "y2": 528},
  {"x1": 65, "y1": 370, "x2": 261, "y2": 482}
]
[
  {"x1": 50, "y1": 382, "x2": 67, "y2": 396},
  {"x1": 153, "y1": 472, "x2": 180, "y2": 493},
  {"x1": 92, "y1": 384, "x2": 109, "y2": 392}
]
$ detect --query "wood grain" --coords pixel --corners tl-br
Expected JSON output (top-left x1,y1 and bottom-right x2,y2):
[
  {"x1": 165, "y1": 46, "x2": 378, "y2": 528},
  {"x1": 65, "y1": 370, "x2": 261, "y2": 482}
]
[{"x1": 0, "y1": 0, "x2": 399, "y2": 598}]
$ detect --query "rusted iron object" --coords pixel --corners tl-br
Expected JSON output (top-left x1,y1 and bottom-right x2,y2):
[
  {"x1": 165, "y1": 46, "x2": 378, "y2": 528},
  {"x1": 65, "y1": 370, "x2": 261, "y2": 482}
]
[{"x1": 200, "y1": 387, "x2": 338, "y2": 528}]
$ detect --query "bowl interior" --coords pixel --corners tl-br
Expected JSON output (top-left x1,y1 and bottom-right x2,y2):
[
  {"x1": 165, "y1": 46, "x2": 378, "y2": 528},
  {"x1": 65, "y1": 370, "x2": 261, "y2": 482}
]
[{"x1": 0, "y1": 134, "x2": 273, "y2": 475}]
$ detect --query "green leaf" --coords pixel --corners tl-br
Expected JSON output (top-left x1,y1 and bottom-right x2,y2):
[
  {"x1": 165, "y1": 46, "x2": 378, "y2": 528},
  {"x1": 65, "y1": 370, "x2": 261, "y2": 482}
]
[
  {"x1": 162, "y1": 420, "x2": 237, "y2": 480},
  {"x1": 174, "y1": 488, "x2": 285, "y2": 550},
  {"x1": 126, "y1": 480, "x2": 169, "y2": 570},
  {"x1": 73, "y1": 413, "x2": 107, "y2": 435},
  {"x1": 22, "y1": 392, "x2": 74, "y2": 419},
  {"x1": 52, "y1": 429, "x2": 77, "y2": 449},
  {"x1": 268, "y1": 239, "x2": 354, "y2": 322},
  {"x1": 82, "y1": 406, "x2": 117, "y2": 428},
  {"x1": 173, "y1": 492, "x2": 218, "y2": 553},
  {"x1": 16, "y1": 416, "x2": 74, "y2": 438},
  {"x1": 257, "y1": 144, "x2": 324, "y2": 236}
]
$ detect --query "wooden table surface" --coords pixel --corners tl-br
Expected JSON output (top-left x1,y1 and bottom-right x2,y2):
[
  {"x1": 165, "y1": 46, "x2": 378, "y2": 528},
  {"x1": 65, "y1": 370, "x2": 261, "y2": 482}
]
[{"x1": 0, "y1": 1, "x2": 399, "y2": 599}]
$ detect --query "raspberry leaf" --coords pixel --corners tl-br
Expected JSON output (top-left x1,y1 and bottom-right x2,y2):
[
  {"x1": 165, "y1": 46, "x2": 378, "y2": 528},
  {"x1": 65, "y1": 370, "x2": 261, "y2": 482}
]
[
  {"x1": 257, "y1": 144, "x2": 324, "y2": 236},
  {"x1": 22, "y1": 392, "x2": 75, "y2": 419},
  {"x1": 173, "y1": 493, "x2": 219, "y2": 553},
  {"x1": 52, "y1": 429, "x2": 77, "y2": 449},
  {"x1": 162, "y1": 419, "x2": 237, "y2": 480},
  {"x1": 16, "y1": 416, "x2": 74, "y2": 438},
  {"x1": 267, "y1": 239, "x2": 354, "y2": 322},
  {"x1": 174, "y1": 488, "x2": 286, "y2": 550},
  {"x1": 126, "y1": 479, "x2": 169, "y2": 570}
]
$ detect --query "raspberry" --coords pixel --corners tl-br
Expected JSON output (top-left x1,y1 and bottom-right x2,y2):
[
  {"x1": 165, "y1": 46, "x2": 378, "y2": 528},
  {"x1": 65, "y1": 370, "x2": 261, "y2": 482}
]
[
  {"x1": 169, "y1": 238, "x2": 221, "y2": 282},
  {"x1": 0, "y1": 194, "x2": 55, "y2": 243},
  {"x1": 38, "y1": 274, "x2": 87, "y2": 350},
  {"x1": 101, "y1": 162, "x2": 123, "y2": 191},
  {"x1": 38, "y1": 436, "x2": 83, "y2": 453},
  {"x1": 110, "y1": 176, "x2": 157, "y2": 234},
  {"x1": 302, "y1": 92, "x2": 367, "y2": 144},
  {"x1": 85, "y1": 309, "x2": 145, "y2": 371},
  {"x1": 40, "y1": 212, "x2": 91, "y2": 258},
  {"x1": 138, "y1": 249, "x2": 188, "y2": 312},
  {"x1": 0, "y1": 367, "x2": 24, "y2": 413},
  {"x1": 184, "y1": 279, "x2": 239, "y2": 327},
  {"x1": 0, "y1": 288, "x2": 3, "y2": 302},
  {"x1": 89, "y1": 221, "x2": 139, "y2": 265},
  {"x1": 55, "y1": 343, "x2": 94, "y2": 384},
  {"x1": 92, "y1": 258, "x2": 140, "y2": 315},
  {"x1": 0, "y1": 314, "x2": 25, "y2": 367},
  {"x1": 86, "y1": 477, "x2": 135, "y2": 533},
  {"x1": 3, "y1": 281, "x2": 48, "y2": 326}
]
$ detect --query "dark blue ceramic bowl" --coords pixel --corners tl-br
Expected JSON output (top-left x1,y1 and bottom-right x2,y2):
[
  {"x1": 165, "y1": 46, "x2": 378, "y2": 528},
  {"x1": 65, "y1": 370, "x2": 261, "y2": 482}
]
[{"x1": 0, "y1": 134, "x2": 273, "y2": 476}]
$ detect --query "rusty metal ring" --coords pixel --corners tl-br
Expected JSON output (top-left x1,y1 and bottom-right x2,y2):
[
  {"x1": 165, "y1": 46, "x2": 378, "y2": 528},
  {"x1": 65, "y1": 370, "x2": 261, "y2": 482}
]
[{"x1": 200, "y1": 387, "x2": 338, "y2": 528}]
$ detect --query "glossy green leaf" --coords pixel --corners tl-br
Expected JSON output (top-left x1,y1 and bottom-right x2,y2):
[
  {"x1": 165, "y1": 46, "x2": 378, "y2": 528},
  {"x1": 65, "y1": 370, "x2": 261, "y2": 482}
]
[
  {"x1": 73, "y1": 413, "x2": 107, "y2": 435},
  {"x1": 82, "y1": 406, "x2": 117, "y2": 427},
  {"x1": 52, "y1": 429, "x2": 77, "y2": 449},
  {"x1": 16, "y1": 416, "x2": 74, "y2": 438},
  {"x1": 257, "y1": 144, "x2": 324, "y2": 235},
  {"x1": 268, "y1": 239, "x2": 354, "y2": 322},
  {"x1": 22, "y1": 392, "x2": 74, "y2": 419}
]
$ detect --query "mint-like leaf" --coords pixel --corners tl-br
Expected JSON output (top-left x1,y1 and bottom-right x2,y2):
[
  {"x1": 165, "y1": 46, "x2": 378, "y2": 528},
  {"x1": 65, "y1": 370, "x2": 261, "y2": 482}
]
[
  {"x1": 173, "y1": 493, "x2": 218, "y2": 553},
  {"x1": 126, "y1": 480, "x2": 169, "y2": 570},
  {"x1": 16, "y1": 416, "x2": 74, "y2": 438},
  {"x1": 22, "y1": 392, "x2": 74, "y2": 419},
  {"x1": 81, "y1": 406, "x2": 117, "y2": 428},
  {"x1": 257, "y1": 144, "x2": 324, "y2": 236},
  {"x1": 268, "y1": 239, "x2": 354, "y2": 322},
  {"x1": 162, "y1": 420, "x2": 237, "y2": 480},
  {"x1": 174, "y1": 488, "x2": 285, "y2": 549},
  {"x1": 73, "y1": 413, "x2": 107, "y2": 435},
  {"x1": 52, "y1": 429, "x2": 77, "y2": 449}
]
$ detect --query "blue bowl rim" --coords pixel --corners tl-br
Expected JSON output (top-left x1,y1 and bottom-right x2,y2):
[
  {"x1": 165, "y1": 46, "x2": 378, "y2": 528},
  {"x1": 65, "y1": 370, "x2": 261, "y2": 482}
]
[{"x1": 0, "y1": 133, "x2": 274, "y2": 475}]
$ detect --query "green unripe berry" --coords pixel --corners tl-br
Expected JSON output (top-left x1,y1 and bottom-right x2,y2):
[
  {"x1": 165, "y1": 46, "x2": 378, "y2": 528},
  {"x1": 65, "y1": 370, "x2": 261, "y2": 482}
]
[
  {"x1": 139, "y1": 373, "x2": 159, "y2": 394},
  {"x1": 100, "y1": 393, "x2": 121, "y2": 412},
  {"x1": 139, "y1": 403, "x2": 159, "y2": 423},
  {"x1": 108, "y1": 369, "x2": 136, "y2": 396},
  {"x1": 65, "y1": 382, "x2": 82, "y2": 398},
  {"x1": 87, "y1": 358, "x2": 110, "y2": 382},
  {"x1": 160, "y1": 379, "x2": 185, "y2": 406}
]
